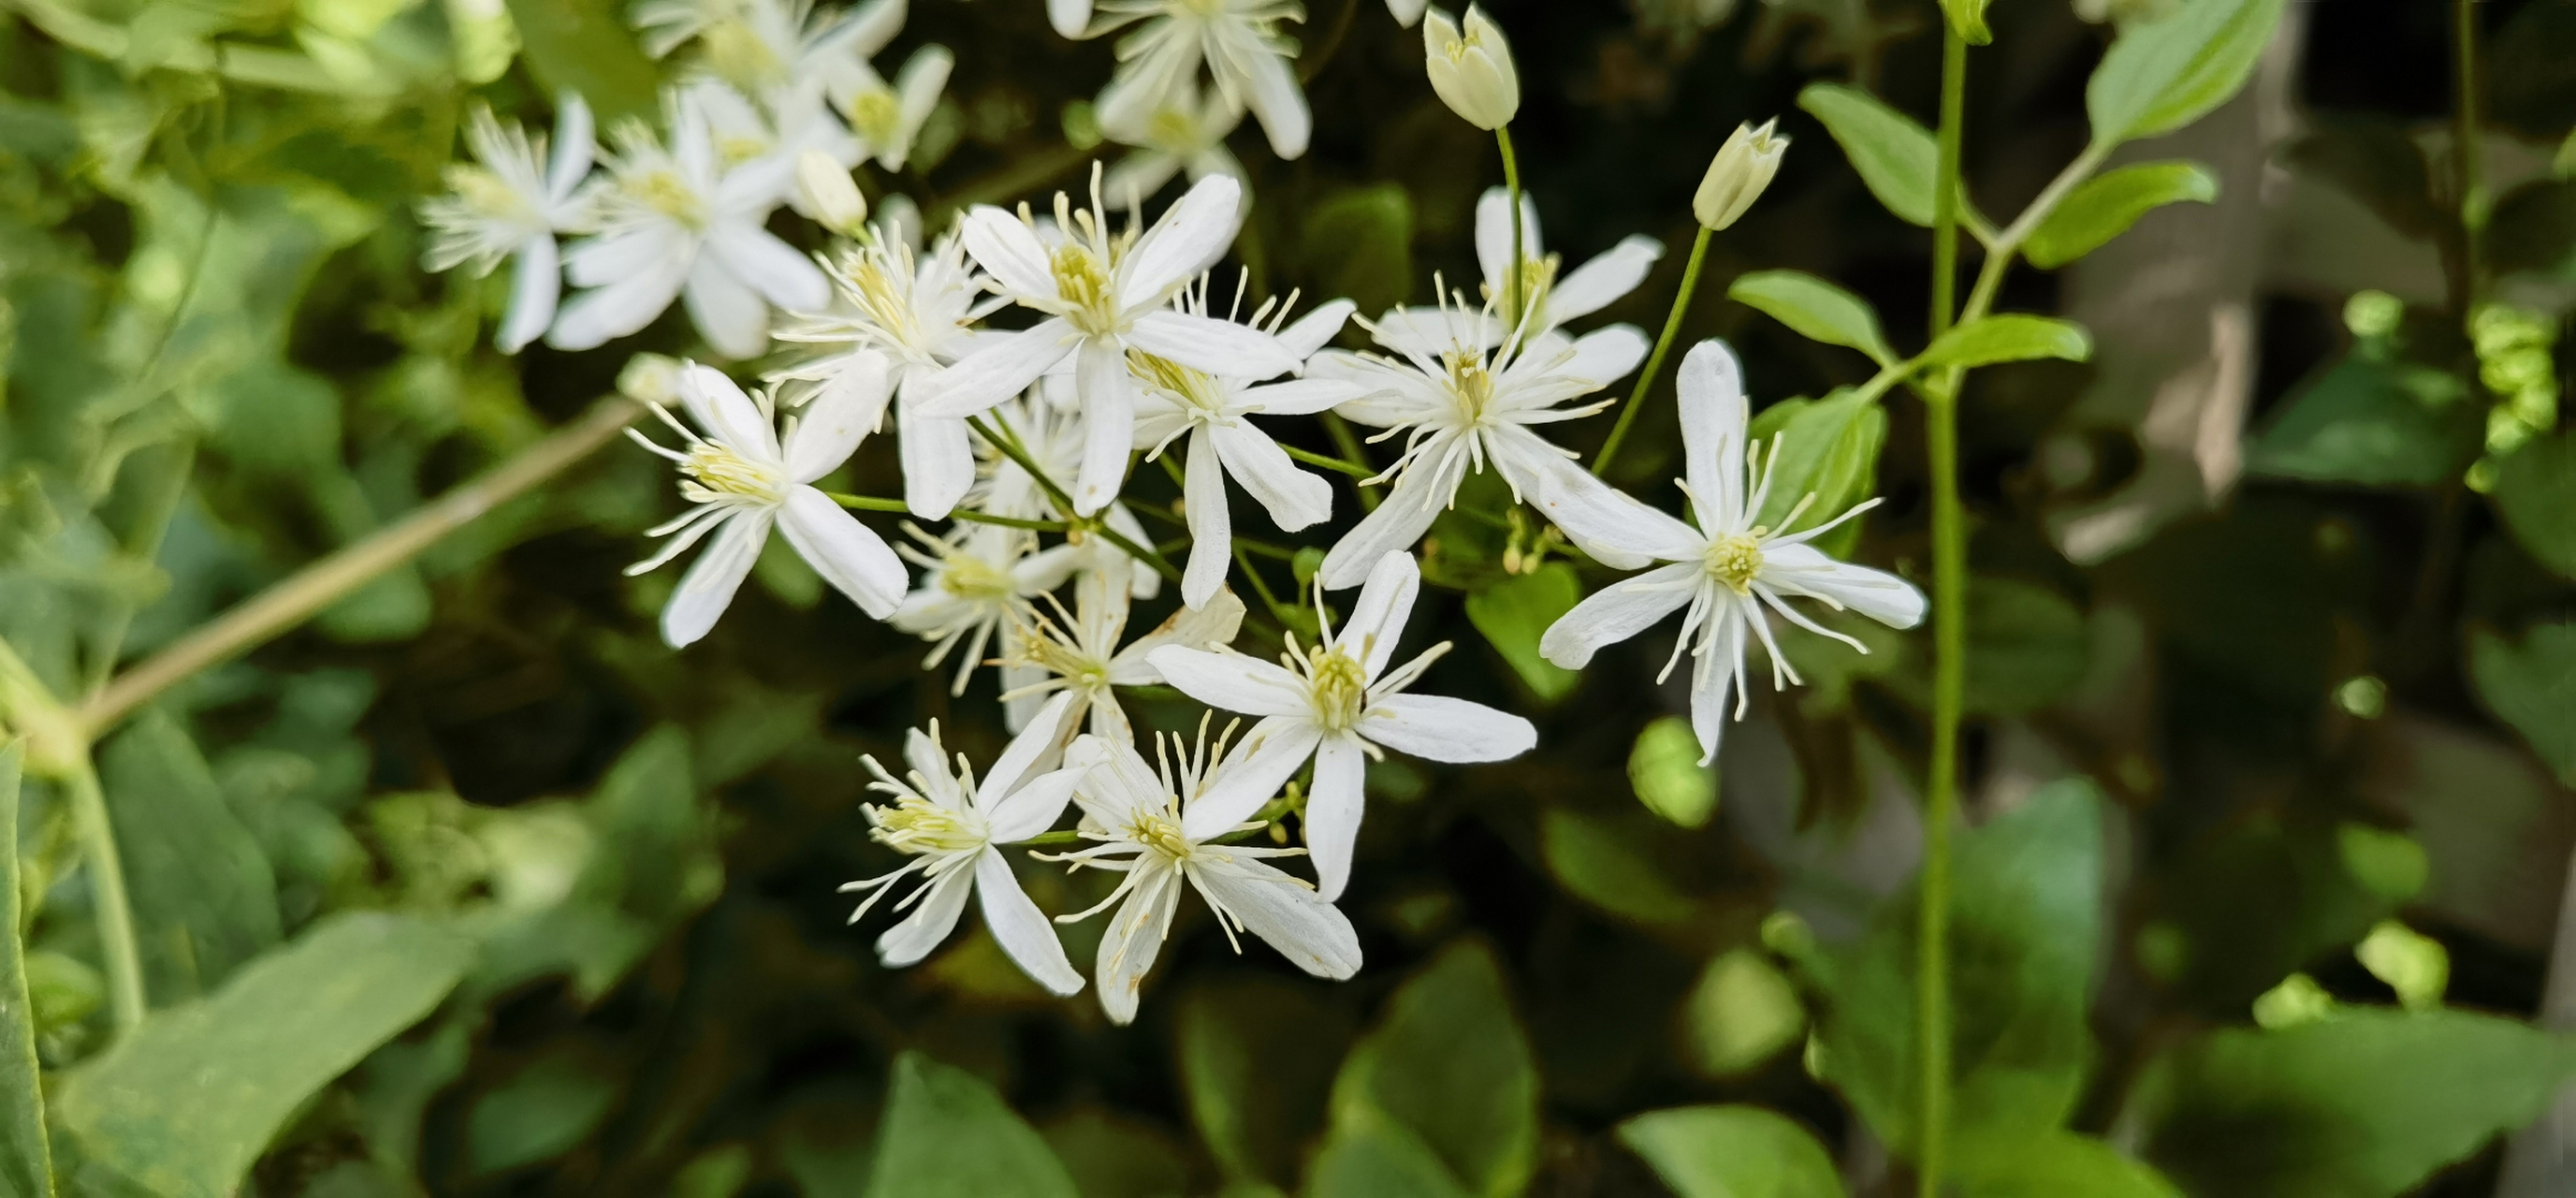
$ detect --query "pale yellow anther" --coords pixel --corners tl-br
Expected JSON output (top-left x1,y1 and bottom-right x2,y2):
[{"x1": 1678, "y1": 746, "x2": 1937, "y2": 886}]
[
  {"x1": 847, "y1": 88, "x2": 903, "y2": 148},
  {"x1": 681, "y1": 444, "x2": 787, "y2": 504},
  {"x1": 1052, "y1": 243, "x2": 1121, "y2": 335},
  {"x1": 871, "y1": 796, "x2": 988, "y2": 856},
  {"x1": 1306, "y1": 647, "x2": 1371, "y2": 732},
  {"x1": 1132, "y1": 810, "x2": 1196, "y2": 861},
  {"x1": 1705, "y1": 533, "x2": 1765, "y2": 593},
  {"x1": 627, "y1": 169, "x2": 706, "y2": 227}
]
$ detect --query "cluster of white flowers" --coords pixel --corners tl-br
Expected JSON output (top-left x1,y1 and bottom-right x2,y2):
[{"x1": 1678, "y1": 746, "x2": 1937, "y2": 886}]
[{"x1": 423, "y1": 0, "x2": 1923, "y2": 1020}]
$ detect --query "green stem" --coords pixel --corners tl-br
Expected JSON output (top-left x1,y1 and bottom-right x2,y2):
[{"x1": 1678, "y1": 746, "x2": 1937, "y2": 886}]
[
  {"x1": 1957, "y1": 140, "x2": 2110, "y2": 329},
  {"x1": 2453, "y1": 0, "x2": 2486, "y2": 313},
  {"x1": 1594, "y1": 225, "x2": 1713, "y2": 477},
  {"x1": 962, "y1": 416, "x2": 1185, "y2": 586},
  {"x1": 824, "y1": 491, "x2": 1063, "y2": 532},
  {"x1": 1917, "y1": 25, "x2": 1971, "y2": 1198},
  {"x1": 1319, "y1": 412, "x2": 1380, "y2": 510},
  {"x1": 1231, "y1": 541, "x2": 1293, "y2": 623},
  {"x1": 65, "y1": 760, "x2": 143, "y2": 1036},
  {"x1": 1497, "y1": 125, "x2": 1524, "y2": 330},
  {"x1": 1281, "y1": 444, "x2": 1375, "y2": 478}
]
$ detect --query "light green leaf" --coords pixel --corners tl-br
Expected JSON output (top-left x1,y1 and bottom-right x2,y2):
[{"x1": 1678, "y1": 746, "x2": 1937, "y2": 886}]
[
  {"x1": 2025, "y1": 162, "x2": 2219, "y2": 268},
  {"x1": 99, "y1": 709, "x2": 281, "y2": 1000},
  {"x1": 1961, "y1": 1133, "x2": 2180, "y2": 1198},
  {"x1": 2086, "y1": 0, "x2": 2289, "y2": 144},
  {"x1": 1308, "y1": 1109, "x2": 1473, "y2": 1198},
  {"x1": 1682, "y1": 950, "x2": 1808, "y2": 1079},
  {"x1": 1617, "y1": 1104, "x2": 1845, "y2": 1198},
  {"x1": 2140, "y1": 1009, "x2": 2576, "y2": 1198},
  {"x1": 1329, "y1": 942, "x2": 1538, "y2": 1198},
  {"x1": 867, "y1": 1052, "x2": 1079, "y2": 1198},
  {"x1": 500, "y1": 0, "x2": 659, "y2": 122},
  {"x1": 1179, "y1": 976, "x2": 1354, "y2": 1189},
  {"x1": 1304, "y1": 185, "x2": 1415, "y2": 318},
  {"x1": 1464, "y1": 563, "x2": 1581, "y2": 701},
  {"x1": 2492, "y1": 431, "x2": 2576, "y2": 580},
  {"x1": 1796, "y1": 84, "x2": 1971, "y2": 231},
  {"x1": 1940, "y1": 0, "x2": 1992, "y2": 43},
  {"x1": 467, "y1": 1044, "x2": 619, "y2": 1174},
  {"x1": 1041, "y1": 1108, "x2": 1190, "y2": 1198},
  {"x1": 2245, "y1": 356, "x2": 2480, "y2": 487},
  {"x1": 1918, "y1": 314, "x2": 2094, "y2": 370},
  {"x1": 52, "y1": 912, "x2": 473, "y2": 1198},
  {"x1": 1627, "y1": 715, "x2": 1717, "y2": 828},
  {"x1": 1729, "y1": 270, "x2": 1897, "y2": 367},
  {"x1": 1744, "y1": 388, "x2": 1889, "y2": 558},
  {"x1": 2469, "y1": 621, "x2": 2576, "y2": 785},
  {"x1": 1539, "y1": 807, "x2": 1703, "y2": 928},
  {"x1": 0, "y1": 744, "x2": 51, "y2": 1197}
]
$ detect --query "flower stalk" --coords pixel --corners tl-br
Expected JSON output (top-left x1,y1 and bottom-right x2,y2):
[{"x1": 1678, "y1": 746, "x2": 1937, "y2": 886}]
[{"x1": 1594, "y1": 225, "x2": 1712, "y2": 478}]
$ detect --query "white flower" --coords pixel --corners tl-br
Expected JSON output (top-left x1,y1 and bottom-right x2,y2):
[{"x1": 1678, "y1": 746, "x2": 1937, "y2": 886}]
[
  {"x1": 793, "y1": 148, "x2": 869, "y2": 234},
  {"x1": 1694, "y1": 119, "x2": 1788, "y2": 232},
  {"x1": 1100, "y1": 82, "x2": 1246, "y2": 202},
  {"x1": 1538, "y1": 341, "x2": 1925, "y2": 763},
  {"x1": 419, "y1": 95, "x2": 596, "y2": 354},
  {"x1": 1422, "y1": 5, "x2": 1517, "y2": 130},
  {"x1": 1049, "y1": 0, "x2": 1093, "y2": 38},
  {"x1": 1093, "y1": 0, "x2": 1310, "y2": 161},
  {"x1": 837, "y1": 44, "x2": 952, "y2": 171},
  {"x1": 1307, "y1": 296, "x2": 1661, "y2": 590},
  {"x1": 1006, "y1": 569, "x2": 1246, "y2": 742},
  {"x1": 635, "y1": 0, "x2": 905, "y2": 108},
  {"x1": 839, "y1": 692, "x2": 1088, "y2": 994},
  {"x1": 1049, "y1": 726, "x2": 1361, "y2": 1024},
  {"x1": 549, "y1": 89, "x2": 832, "y2": 358},
  {"x1": 1385, "y1": 0, "x2": 1427, "y2": 27},
  {"x1": 626, "y1": 363, "x2": 910, "y2": 647},
  {"x1": 689, "y1": 78, "x2": 860, "y2": 207},
  {"x1": 1375, "y1": 186, "x2": 1662, "y2": 350},
  {"x1": 968, "y1": 392, "x2": 1165, "y2": 600},
  {"x1": 1147, "y1": 551, "x2": 1535, "y2": 898},
  {"x1": 915, "y1": 170, "x2": 1297, "y2": 515},
  {"x1": 770, "y1": 217, "x2": 1001, "y2": 518},
  {"x1": 891, "y1": 523, "x2": 1084, "y2": 694},
  {"x1": 1131, "y1": 286, "x2": 1359, "y2": 607}
]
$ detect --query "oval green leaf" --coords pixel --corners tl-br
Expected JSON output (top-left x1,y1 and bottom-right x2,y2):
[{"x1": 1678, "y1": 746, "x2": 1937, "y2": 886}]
[
  {"x1": 1617, "y1": 1104, "x2": 1846, "y2": 1198},
  {"x1": 2086, "y1": 0, "x2": 2288, "y2": 145},
  {"x1": 1920, "y1": 314, "x2": 2094, "y2": 370},
  {"x1": 1729, "y1": 270, "x2": 1898, "y2": 367},
  {"x1": 2026, "y1": 161, "x2": 2219, "y2": 268}
]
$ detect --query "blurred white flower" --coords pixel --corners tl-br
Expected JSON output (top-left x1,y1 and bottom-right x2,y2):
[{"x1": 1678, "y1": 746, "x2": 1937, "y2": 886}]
[
  {"x1": 688, "y1": 77, "x2": 861, "y2": 208},
  {"x1": 892, "y1": 523, "x2": 1084, "y2": 695},
  {"x1": 1538, "y1": 341, "x2": 1925, "y2": 764},
  {"x1": 1422, "y1": 5, "x2": 1516, "y2": 130},
  {"x1": 549, "y1": 90, "x2": 832, "y2": 358},
  {"x1": 1148, "y1": 551, "x2": 1535, "y2": 898},
  {"x1": 626, "y1": 363, "x2": 909, "y2": 647},
  {"x1": 1385, "y1": 0, "x2": 1427, "y2": 26},
  {"x1": 1049, "y1": 725, "x2": 1361, "y2": 1024},
  {"x1": 1093, "y1": 0, "x2": 1310, "y2": 161},
  {"x1": 840, "y1": 692, "x2": 1088, "y2": 994},
  {"x1": 419, "y1": 95, "x2": 596, "y2": 354},
  {"x1": 836, "y1": 43, "x2": 952, "y2": 170},
  {"x1": 1006, "y1": 569, "x2": 1245, "y2": 743},
  {"x1": 916, "y1": 169, "x2": 1295, "y2": 515},
  {"x1": 1100, "y1": 82, "x2": 1246, "y2": 202},
  {"x1": 1374, "y1": 187, "x2": 1662, "y2": 350},
  {"x1": 634, "y1": 0, "x2": 905, "y2": 107}
]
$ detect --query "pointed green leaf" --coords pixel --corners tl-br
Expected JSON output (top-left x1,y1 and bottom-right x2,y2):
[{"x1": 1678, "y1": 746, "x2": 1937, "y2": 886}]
[
  {"x1": 1961, "y1": 1133, "x2": 2180, "y2": 1198},
  {"x1": 1729, "y1": 270, "x2": 1897, "y2": 367},
  {"x1": 2245, "y1": 356, "x2": 2480, "y2": 487},
  {"x1": 2087, "y1": 0, "x2": 2288, "y2": 144},
  {"x1": 867, "y1": 1052, "x2": 1078, "y2": 1198},
  {"x1": 1179, "y1": 976, "x2": 1354, "y2": 1188},
  {"x1": 1618, "y1": 1105, "x2": 1845, "y2": 1198},
  {"x1": 0, "y1": 744, "x2": 53, "y2": 1197},
  {"x1": 99, "y1": 710, "x2": 281, "y2": 1001},
  {"x1": 1797, "y1": 84, "x2": 1982, "y2": 232},
  {"x1": 1744, "y1": 387, "x2": 1889, "y2": 557},
  {"x1": 1464, "y1": 563, "x2": 1581, "y2": 702},
  {"x1": 2469, "y1": 621, "x2": 2576, "y2": 785},
  {"x1": 1309, "y1": 1108, "x2": 1473, "y2": 1198},
  {"x1": 2025, "y1": 161, "x2": 2219, "y2": 268},
  {"x1": 1919, "y1": 315, "x2": 2094, "y2": 370},
  {"x1": 1330, "y1": 942, "x2": 1538, "y2": 1198},
  {"x1": 2492, "y1": 431, "x2": 2576, "y2": 580}
]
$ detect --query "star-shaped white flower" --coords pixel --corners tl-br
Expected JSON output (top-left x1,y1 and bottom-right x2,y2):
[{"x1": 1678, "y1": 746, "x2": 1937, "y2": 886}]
[
  {"x1": 1049, "y1": 726, "x2": 1361, "y2": 1024},
  {"x1": 1374, "y1": 186, "x2": 1663, "y2": 353},
  {"x1": 1306, "y1": 296, "x2": 1662, "y2": 590},
  {"x1": 1148, "y1": 550, "x2": 1535, "y2": 898},
  {"x1": 1131, "y1": 286, "x2": 1359, "y2": 607},
  {"x1": 686, "y1": 78, "x2": 860, "y2": 211},
  {"x1": 840, "y1": 691, "x2": 1088, "y2": 994},
  {"x1": 836, "y1": 43, "x2": 952, "y2": 171},
  {"x1": 549, "y1": 90, "x2": 833, "y2": 359},
  {"x1": 1100, "y1": 81, "x2": 1246, "y2": 202},
  {"x1": 1091, "y1": 0, "x2": 1309, "y2": 161},
  {"x1": 891, "y1": 523, "x2": 1084, "y2": 695},
  {"x1": 1007, "y1": 569, "x2": 1246, "y2": 743},
  {"x1": 626, "y1": 363, "x2": 909, "y2": 646},
  {"x1": 634, "y1": 0, "x2": 905, "y2": 109},
  {"x1": 914, "y1": 170, "x2": 1298, "y2": 515},
  {"x1": 1539, "y1": 340, "x2": 1926, "y2": 763},
  {"x1": 419, "y1": 95, "x2": 596, "y2": 354}
]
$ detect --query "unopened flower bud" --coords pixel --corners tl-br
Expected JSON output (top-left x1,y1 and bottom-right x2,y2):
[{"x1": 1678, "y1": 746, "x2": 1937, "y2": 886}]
[
  {"x1": 619, "y1": 353, "x2": 685, "y2": 405},
  {"x1": 794, "y1": 149, "x2": 867, "y2": 236},
  {"x1": 1695, "y1": 119, "x2": 1788, "y2": 231},
  {"x1": 1423, "y1": 6, "x2": 1519, "y2": 131}
]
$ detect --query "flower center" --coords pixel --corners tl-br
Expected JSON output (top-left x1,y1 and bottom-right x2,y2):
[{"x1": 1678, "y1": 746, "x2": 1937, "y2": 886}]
[
  {"x1": 681, "y1": 443, "x2": 785, "y2": 504},
  {"x1": 838, "y1": 250, "x2": 923, "y2": 345},
  {"x1": 847, "y1": 87, "x2": 903, "y2": 148},
  {"x1": 703, "y1": 20, "x2": 784, "y2": 89},
  {"x1": 1704, "y1": 533, "x2": 1765, "y2": 593},
  {"x1": 1129, "y1": 350, "x2": 1223, "y2": 415},
  {"x1": 1131, "y1": 810, "x2": 1195, "y2": 861},
  {"x1": 940, "y1": 552, "x2": 1016, "y2": 602},
  {"x1": 1444, "y1": 353, "x2": 1497, "y2": 426},
  {"x1": 871, "y1": 796, "x2": 987, "y2": 856},
  {"x1": 1306, "y1": 647, "x2": 1370, "y2": 732},
  {"x1": 451, "y1": 167, "x2": 534, "y2": 225},
  {"x1": 1144, "y1": 107, "x2": 1201, "y2": 151},
  {"x1": 627, "y1": 169, "x2": 706, "y2": 228},
  {"x1": 1489, "y1": 253, "x2": 1559, "y2": 330},
  {"x1": 1052, "y1": 243, "x2": 1121, "y2": 335}
]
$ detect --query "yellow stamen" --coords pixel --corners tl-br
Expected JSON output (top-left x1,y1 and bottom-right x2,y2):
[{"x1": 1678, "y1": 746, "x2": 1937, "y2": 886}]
[
  {"x1": 1705, "y1": 533, "x2": 1764, "y2": 593},
  {"x1": 869, "y1": 796, "x2": 987, "y2": 856},
  {"x1": 1306, "y1": 647, "x2": 1370, "y2": 732},
  {"x1": 681, "y1": 444, "x2": 785, "y2": 504}
]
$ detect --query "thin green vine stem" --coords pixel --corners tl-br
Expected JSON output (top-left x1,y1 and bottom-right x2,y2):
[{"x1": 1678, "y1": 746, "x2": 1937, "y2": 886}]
[
  {"x1": 1594, "y1": 224, "x2": 1714, "y2": 477},
  {"x1": 1280, "y1": 444, "x2": 1375, "y2": 479},
  {"x1": 824, "y1": 491, "x2": 1063, "y2": 532},
  {"x1": 65, "y1": 760, "x2": 143, "y2": 1035},
  {"x1": 1497, "y1": 125, "x2": 1525, "y2": 327},
  {"x1": 1319, "y1": 413, "x2": 1380, "y2": 510},
  {"x1": 2452, "y1": 0, "x2": 2486, "y2": 313},
  {"x1": 961, "y1": 415, "x2": 1185, "y2": 585},
  {"x1": 1918, "y1": 24, "x2": 1972, "y2": 1198}
]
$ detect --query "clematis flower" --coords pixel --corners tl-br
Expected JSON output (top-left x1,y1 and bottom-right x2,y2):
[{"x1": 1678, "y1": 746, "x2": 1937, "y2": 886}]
[
  {"x1": 549, "y1": 88, "x2": 832, "y2": 359},
  {"x1": 419, "y1": 95, "x2": 596, "y2": 354},
  {"x1": 1374, "y1": 186, "x2": 1662, "y2": 351},
  {"x1": 1100, "y1": 82, "x2": 1247, "y2": 201},
  {"x1": 1422, "y1": 5, "x2": 1517, "y2": 130},
  {"x1": 836, "y1": 43, "x2": 953, "y2": 171},
  {"x1": 840, "y1": 691, "x2": 1087, "y2": 994},
  {"x1": 1538, "y1": 340, "x2": 1925, "y2": 763},
  {"x1": 685, "y1": 78, "x2": 859, "y2": 210},
  {"x1": 1006, "y1": 569, "x2": 1246, "y2": 742},
  {"x1": 634, "y1": 0, "x2": 906, "y2": 110},
  {"x1": 1148, "y1": 551, "x2": 1535, "y2": 898},
  {"x1": 1049, "y1": 725, "x2": 1361, "y2": 1024},
  {"x1": 891, "y1": 523, "x2": 1083, "y2": 695},
  {"x1": 1307, "y1": 294, "x2": 1660, "y2": 590},
  {"x1": 915, "y1": 169, "x2": 1297, "y2": 515},
  {"x1": 1092, "y1": 0, "x2": 1310, "y2": 161},
  {"x1": 1131, "y1": 286, "x2": 1359, "y2": 607},
  {"x1": 626, "y1": 363, "x2": 909, "y2": 647}
]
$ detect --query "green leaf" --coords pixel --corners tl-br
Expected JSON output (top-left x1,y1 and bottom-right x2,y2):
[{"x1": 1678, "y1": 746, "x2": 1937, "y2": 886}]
[
  {"x1": 0, "y1": 744, "x2": 52, "y2": 1197},
  {"x1": 2245, "y1": 356, "x2": 2481, "y2": 487},
  {"x1": 499, "y1": 0, "x2": 659, "y2": 122},
  {"x1": 2469, "y1": 621, "x2": 2576, "y2": 784},
  {"x1": 1329, "y1": 942, "x2": 1538, "y2": 1198},
  {"x1": 1681, "y1": 950, "x2": 1808, "y2": 1079},
  {"x1": 1940, "y1": 0, "x2": 1992, "y2": 43},
  {"x1": 99, "y1": 709, "x2": 282, "y2": 1000},
  {"x1": 1464, "y1": 563, "x2": 1580, "y2": 702},
  {"x1": 1796, "y1": 84, "x2": 1972, "y2": 232},
  {"x1": 2025, "y1": 162, "x2": 2219, "y2": 268},
  {"x1": 1627, "y1": 715, "x2": 1717, "y2": 827},
  {"x1": 1308, "y1": 1109, "x2": 1473, "y2": 1198},
  {"x1": 2087, "y1": 0, "x2": 2289, "y2": 144},
  {"x1": 1960, "y1": 1133, "x2": 2180, "y2": 1198},
  {"x1": 1744, "y1": 387, "x2": 1890, "y2": 557},
  {"x1": 1812, "y1": 781, "x2": 2105, "y2": 1172},
  {"x1": 1303, "y1": 184, "x2": 1415, "y2": 319},
  {"x1": 467, "y1": 1044, "x2": 620, "y2": 1174},
  {"x1": 2139, "y1": 1009, "x2": 2576, "y2": 1198},
  {"x1": 1041, "y1": 1108, "x2": 1189, "y2": 1198},
  {"x1": 867, "y1": 1052, "x2": 1079, "y2": 1198},
  {"x1": 1618, "y1": 1105, "x2": 1844, "y2": 1198},
  {"x1": 1179, "y1": 976, "x2": 1354, "y2": 1189},
  {"x1": 1918, "y1": 314, "x2": 2095, "y2": 370},
  {"x1": 1539, "y1": 807, "x2": 1704, "y2": 928},
  {"x1": 1728, "y1": 270, "x2": 1897, "y2": 367},
  {"x1": 2492, "y1": 431, "x2": 2576, "y2": 579},
  {"x1": 1964, "y1": 578, "x2": 2090, "y2": 716},
  {"x1": 51, "y1": 912, "x2": 473, "y2": 1198}
]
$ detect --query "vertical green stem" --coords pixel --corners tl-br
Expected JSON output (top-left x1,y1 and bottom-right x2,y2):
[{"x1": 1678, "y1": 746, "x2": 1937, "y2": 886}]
[
  {"x1": 1497, "y1": 125, "x2": 1524, "y2": 329},
  {"x1": 1594, "y1": 225, "x2": 1713, "y2": 478},
  {"x1": 65, "y1": 760, "x2": 143, "y2": 1036},
  {"x1": 1917, "y1": 25, "x2": 1971, "y2": 1198},
  {"x1": 2452, "y1": 0, "x2": 2486, "y2": 313}
]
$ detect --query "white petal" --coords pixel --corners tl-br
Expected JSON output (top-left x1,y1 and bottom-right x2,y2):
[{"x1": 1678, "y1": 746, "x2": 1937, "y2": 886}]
[
  {"x1": 678, "y1": 363, "x2": 780, "y2": 460},
  {"x1": 1183, "y1": 431, "x2": 1232, "y2": 609},
  {"x1": 784, "y1": 351, "x2": 891, "y2": 483},
  {"x1": 976, "y1": 850, "x2": 1084, "y2": 995},
  {"x1": 1317, "y1": 465, "x2": 1448, "y2": 590},
  {"x1": 1119, "y1": 172, "x2": 1242, "y2": 303},
  {"x1": 778, "y1": 486, "x2": 907, "y2": 618},
  {"x1": 1498, "y1": 434, "x2": 1699, "y2": 568},
  {"x1": 1237, "y1": 377, "x2": 1363, "y2": 416},
  {"x1": 1102, "y1": 150, "x2": 1184, "y2": 205},
  {"x1": 1303, "y1": 734, "x2": 1366, "y2": 901},
  {"x1": 1337, "y1": 548, "x2": 1419, "y2": 679},
  {"x1": 661, "y1": 509, "x2": 767, "y2": 647},
  {"x1": 1074, "y1": 336, "x2": 1134, "y2": 515},
  {"x1": 913, "y1": 317, "x2": 1078, "y2": 416},
  {"x1": 1109, "y1": 590, "x2": 1245, "y2": 685},
  {"x1": 548, "y1": 240, "x2": 691, "y2": 349},
  {"x1": 1278, "y1": 299, "x2": 1356, "y2": 359},
  {"x1": 1475, "y1": 185, "x2": 1544, "y2": 293},
  {"x1": 1553, "y1": 323, "x2": 1650, "y2": 387},
  {"x1": 1758, "y1": 543, "x2": 1927, "y2": 628},
  {"x1": 983, "y1": 690, "x2": 1079, "y2": 802},
  {"x1": 1537, "y1": 562, "x2": 1699, "y2": 669},
  {"x1": 1191, "y1": 859, "x2": 1361, "y2": 978},
  {"x1": 959, "y1": 205, "x2": 1060, "y2": 300},
  {"x1": 878, "y1": 866, "x2": 972, "y2": 967},
  {"x1": 1385, "y1": 0, "x2": 1428, "y2": 25},
  {"x1": 1360, "y1": 694, "x2": 1537, "y2": 764},
  {"x1": 1182, "y1": 716, "x2": 1323, "y2": 841},
  {"x1": 1211, "y1": 422, "x2": 1332, "y2": 532},
  {"x1": 841, "y1": 0, "x2": 907, "y2": 57},
  {"x1": 1096, "y1": 867, "x2": 1182, "y2": 1025},
  {"x1": 682, "y1": 256, "x2": 771, "y2": 359},
  {"x1": 1690, "y1": 607, "x2": 1748, "y2": 766},
  {"x1": 1047, "y1": 0, "x2": 1091, "y2": 37},
  {"x1": 498, "y1": 235, "x2": 560, "y2": 354},
  {"x1": 1679, "y1": 339, "x2": 1748, "y2": 530},
  {"x1": 898, "y1": 406, "x2": 976, "y2": 518},
  {"x1": 546, "y1": 94, "x2": 595, "y2": 201},
  {"x1": 1545, "y1": 235, "x2": 1663, "y2": 325},
  {"x1": 1215, "y1": 26, "x2": 1309, "y2": 159},
  {"x1": 1125, "y1": 311, "x2": 1299, "y2": 380},
  {"x1": 987, "y1": 765, "x2": 1084, "y2": 843},
  {"x1": 712, "y1": 224, "x2": 832, "y2": 314},
  {"x1": 1369, "y1": 305, "x2": 1505, "y2": 356},
  {"x1": 1148, "y1": 647, "x2": 1310, "y2": 717}
]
